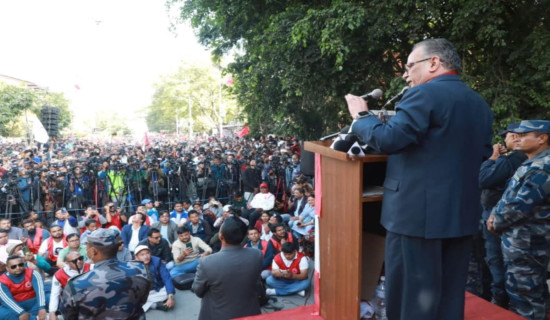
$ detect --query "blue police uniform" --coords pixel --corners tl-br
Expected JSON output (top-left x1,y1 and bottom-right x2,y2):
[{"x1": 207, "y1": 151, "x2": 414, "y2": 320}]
[
  {"x1": 479, "y1": 122, "x2": 527, "y2": 305},
  {"x1": 60, "y1": 229, "x2": 151, "y2": 320},
  {"x1": 491, "y1": 120, "x2": 550, "y2": 320}
]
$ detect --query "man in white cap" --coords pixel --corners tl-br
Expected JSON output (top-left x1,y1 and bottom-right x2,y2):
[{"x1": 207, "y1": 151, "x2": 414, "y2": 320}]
[{"x1": 134, "y1": 245, "x2": 175, "y2": 312}]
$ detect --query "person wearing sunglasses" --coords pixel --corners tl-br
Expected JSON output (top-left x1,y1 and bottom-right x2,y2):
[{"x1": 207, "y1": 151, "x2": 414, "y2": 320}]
[
  {"x1": 0, "y1": 255, "x2": 48, "y2": 320},
  {"x1": 49, "y1": 251, "x2": 84, "y2": 320}
]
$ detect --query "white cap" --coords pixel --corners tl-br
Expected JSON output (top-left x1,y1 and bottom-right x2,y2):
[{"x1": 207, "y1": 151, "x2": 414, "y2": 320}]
[{"x1": 134, "y1": 245, "x2": 150, "y2": 255}]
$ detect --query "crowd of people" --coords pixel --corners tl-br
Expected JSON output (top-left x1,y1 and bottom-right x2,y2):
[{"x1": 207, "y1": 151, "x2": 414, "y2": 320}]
[{"x1": 0, "y1": 134, "x2": 316, "y2": 319}]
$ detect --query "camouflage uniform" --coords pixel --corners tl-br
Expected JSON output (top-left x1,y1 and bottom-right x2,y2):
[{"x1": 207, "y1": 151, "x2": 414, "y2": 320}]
[
  {"x1": 60, "y1": 229, "x2": 151, "y2": 320},
  {"x1": 491, "y1": 121, "x2": 550, "y2": 320}
]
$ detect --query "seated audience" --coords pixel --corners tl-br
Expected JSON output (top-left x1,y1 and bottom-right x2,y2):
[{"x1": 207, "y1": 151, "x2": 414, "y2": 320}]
[
  {"x1": 134, "y1": 245, "x2": 175, "y2": 312},
  {"x1": 266, "y1": 242, "x2": 310, "y2": 297},
  {"x1": 0, "y1": 255, "x2": 48, "y2": 320},
  {"x1": 185, "y1": 210, "x2": 213, "y2": 243},
  {"x1": 152, "y1": 210, "x2": 179, "y2": 244},
  {"x1": 170, "y1": 226, "x2": 212, "y2": 278},
  {"x1": 21, "y1": 219, "x2": 49, "y2": 255},
  {"x1": 138, "y1": 228, "x2": 174, "y2": 270},
  {"x1": 49, "y1": 251, "x2": 85, "y2": 320},
  {"x1": 244, "y1": 228, "x2": 274, "y2": 279},
  {"x1": 56, "y1": 233, "x2": 87, "y2": 269},
  {"x1": 121, "y1": 212, "x2": 149, "y2": 254}
]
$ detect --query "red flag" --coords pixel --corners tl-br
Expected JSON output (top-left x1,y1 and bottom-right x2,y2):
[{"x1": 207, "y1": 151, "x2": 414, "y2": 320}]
[
  {"x1": 142, "y1": 132, "x2": 151, "y2": 151},
  {"x1": 226, "y1": 75, "x2": 234, "y2": 86},
  {"x1": 237, "y1": 126, "x2": 249, "y2": 137}
]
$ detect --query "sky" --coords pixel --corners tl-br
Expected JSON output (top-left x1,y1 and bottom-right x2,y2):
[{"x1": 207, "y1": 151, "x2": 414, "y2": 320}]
[{"x1": 0, "y1": 0, "x2": 211, "y2": 130}]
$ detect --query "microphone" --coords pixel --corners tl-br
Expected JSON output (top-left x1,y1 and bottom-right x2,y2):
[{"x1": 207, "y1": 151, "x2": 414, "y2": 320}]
[
  {"x1": 331, "y1": 139, "x2": 353, "y2": 152},
  {"x1": 360, "y1": 88, "x2": 383, "y2": 100},
  {"x1": 320, "y1": 125, "x2": 351, "y2": 141},
  {"x1": 383, "y1": 86, "x2": 409, "y2": 109}
]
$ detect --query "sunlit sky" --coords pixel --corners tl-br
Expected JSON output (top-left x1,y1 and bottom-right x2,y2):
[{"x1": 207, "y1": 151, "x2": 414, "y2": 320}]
[{"x1": 0, "y1": 0, "x2": 210, "y2": 129}]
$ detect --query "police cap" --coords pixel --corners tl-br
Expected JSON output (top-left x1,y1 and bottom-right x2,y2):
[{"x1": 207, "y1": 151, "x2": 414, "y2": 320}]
[{"x1": 512, "y1": 120, "x2": 550, "y2": 134}]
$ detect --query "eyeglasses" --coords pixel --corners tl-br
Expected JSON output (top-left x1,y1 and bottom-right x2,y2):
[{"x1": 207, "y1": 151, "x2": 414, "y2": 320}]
[
  {"x1": 151, "y1": 236, "x2": 161, "y2": 239},
  {"x1": 69, "y1": 256, "x2": 84, "y2": 264},
  {"x1": 10, "y1": 263, "x2": 25, "y2": 270},
  {"x1": 404, "y1": 57, "x2": 433, "y2": 72}
]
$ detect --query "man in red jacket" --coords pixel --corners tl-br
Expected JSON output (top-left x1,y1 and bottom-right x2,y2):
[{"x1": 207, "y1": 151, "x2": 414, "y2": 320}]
[{"x1": 265, "y1": 242, "x2": 309, "y2": 296}]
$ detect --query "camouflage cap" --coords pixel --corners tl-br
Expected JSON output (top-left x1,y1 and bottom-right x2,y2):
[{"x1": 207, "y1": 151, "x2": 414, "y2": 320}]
[
  {"x1": 87, "y1": 228, "x2": 118, "y2": 246},
  {"x1": 512, "y1": 120, "x2": 550, "y2": 134}
]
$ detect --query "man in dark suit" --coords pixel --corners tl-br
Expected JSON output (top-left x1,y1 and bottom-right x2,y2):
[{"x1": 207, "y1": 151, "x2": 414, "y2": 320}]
[
  {"x1": 192, "y1": 217, "x2": 263, "y2": 320},
  {"x1": 346, "y1": 38, "x2": 493, "y2": 320}
]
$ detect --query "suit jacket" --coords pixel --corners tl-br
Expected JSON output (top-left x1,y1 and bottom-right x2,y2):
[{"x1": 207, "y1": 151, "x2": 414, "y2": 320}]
[
  {"x1": 352, "y1": 74, "x2": 493, "y2": 239},
  {"x1": 192, "y1": 246, "x2": 262, "y2": 320},
  {"x1": 151, "y1": 221, "x2": 179, "y2": 244},
  {"x1": 120, "y1": 224, "x2": 149, "y2": 249}
]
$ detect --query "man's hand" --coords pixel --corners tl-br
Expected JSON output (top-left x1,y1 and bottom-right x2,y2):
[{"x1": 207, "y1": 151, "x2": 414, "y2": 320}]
[
  {"x1": 345, "y1": 94, "x2": 369, "y2": 119},
  {"x1": 486, "y1": 214, "x2": 499, "y2": 234},
  {"x1": 37, "y1": 309, "x2": 47, "y2": 320},
  {"x1": 489, "y1": 144, "x2": 507, "y2": 160},
  {"x1": 49, "y1": 312, "x2": 58, "y2": 320},
  {"x1": 164, "y1": 295, "x2": 175, "y2": 309},
  {"x1": 19, "y1": 312, "x2": 30, "y2": 320}
]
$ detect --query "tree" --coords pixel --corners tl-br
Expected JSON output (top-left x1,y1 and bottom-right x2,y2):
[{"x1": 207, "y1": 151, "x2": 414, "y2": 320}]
[
  {"x1": 0, "y1": 83, "x2": 73, "y2": 137},
  {"x1": 170, "y1": 0, "x2": 549, "y2": 140},
  {"x1": 146, "y1": 61, "x2": 238, "y2": 134},
  {"x1": 0, "y1": 83, "x2": 37, "y2": 136}
]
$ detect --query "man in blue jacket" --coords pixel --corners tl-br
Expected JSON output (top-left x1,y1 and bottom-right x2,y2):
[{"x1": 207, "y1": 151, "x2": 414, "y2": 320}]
[
  {"x1": 479, "y1": 122, "x2": 526, "y2": 307},
  {"x1": 346, "y1": 38, "x2": 493, "y2": 320},
  {"x1": 134, "y1": 245, "x2": 175, "y2": 312}
]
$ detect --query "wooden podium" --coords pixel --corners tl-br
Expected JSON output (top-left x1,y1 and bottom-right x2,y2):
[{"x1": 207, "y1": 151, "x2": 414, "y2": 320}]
[
  {"x1": 305, "y1": 141, "x2": 387, "y2": 320},
  {"x1": 238, "y1": 141, "x2": 524, "y2": 320}
]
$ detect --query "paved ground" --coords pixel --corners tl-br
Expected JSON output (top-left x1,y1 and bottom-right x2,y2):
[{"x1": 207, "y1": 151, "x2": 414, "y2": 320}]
[{"x1": 147, "y1": 260, "x2": 316, "y2": 320}]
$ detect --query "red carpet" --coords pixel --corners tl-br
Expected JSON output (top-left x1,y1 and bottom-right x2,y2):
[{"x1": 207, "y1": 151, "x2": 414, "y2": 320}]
[
  {"x1": 236, "y1": 293, "x2": 524, "y2": 320},
  {"x1": 464, "y1": 292, "x2": 524, "y2": 320}
]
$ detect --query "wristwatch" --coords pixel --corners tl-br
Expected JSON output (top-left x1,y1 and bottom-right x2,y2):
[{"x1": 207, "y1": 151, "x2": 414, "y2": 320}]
[{"x1": 354, "y1": 110, "x2": 374, "y2": 120}]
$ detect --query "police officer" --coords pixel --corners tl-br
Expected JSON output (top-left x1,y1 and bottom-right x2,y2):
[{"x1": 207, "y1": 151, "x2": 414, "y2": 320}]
[
  {"x1": 60, "y1": 228, "x2": 151, "y2": 320},
  {"x1": 487, "y1": 120, "x2": 550, "y2": 320},
  {"x1": 479, "y1": 122, "x2": 526, "y2": 307}
]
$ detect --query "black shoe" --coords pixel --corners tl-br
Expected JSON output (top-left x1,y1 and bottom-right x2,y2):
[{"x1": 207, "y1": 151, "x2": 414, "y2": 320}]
[{"x1": 156, "y1": 303, "x2": 170, "y2": 312}]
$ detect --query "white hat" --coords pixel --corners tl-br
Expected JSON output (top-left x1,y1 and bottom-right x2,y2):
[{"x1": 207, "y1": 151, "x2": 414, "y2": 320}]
[{"x1": 134, "y1": 245, "x2": 150, "y2": 255}]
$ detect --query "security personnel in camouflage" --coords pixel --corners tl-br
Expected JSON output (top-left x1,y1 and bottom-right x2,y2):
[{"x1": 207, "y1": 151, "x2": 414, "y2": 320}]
[
  {"x1": 60, "y1": 228, "x2": 151, "y2": 320},
  {"x1": 479, "y1": 122, "x2": 526, "y2": 306},
  {"x1": 487, "y1": 120, "x2": 550, "y2": 320}
]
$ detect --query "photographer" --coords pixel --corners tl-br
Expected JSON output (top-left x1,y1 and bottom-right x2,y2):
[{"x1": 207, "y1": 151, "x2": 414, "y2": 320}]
[
  {"x1": 242, "y1": 160, "x2": 261, "y2": 202},
  {"x1": 145, "y1": 161, "x2": 166, "y2": 202},
  {"x1": 17, "y1": 168, "x2": 32, "y2": 212},
  {"x1": 100, "y1": 161, "x2": 127, "y2": 209},
  {"x1": 104, "y1": 202, "x2": 127, "y2": 230}
]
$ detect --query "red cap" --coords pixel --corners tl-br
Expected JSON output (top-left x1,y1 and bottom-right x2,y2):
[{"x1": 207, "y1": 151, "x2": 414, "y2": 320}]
[{"x1": 260, "y1": 182, "x2": 268, "y2": 188}]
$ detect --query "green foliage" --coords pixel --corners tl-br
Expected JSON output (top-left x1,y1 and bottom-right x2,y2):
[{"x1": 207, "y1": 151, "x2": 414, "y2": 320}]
[
  {"x1": 0, "y1": 83, "x2": 73, "y2": 137},
  {"x1": 146, "y1": 61, "x2": 238, "y2": 134},
  {"x1": 0, "y1": 83, "x2": 37, "y2": 136},
  {"x1": 171, "y1": 0, "x2": 550, "y2": 139},
  {"x1": 95, "y1": 112, "x2": 131, "y2": 136}
]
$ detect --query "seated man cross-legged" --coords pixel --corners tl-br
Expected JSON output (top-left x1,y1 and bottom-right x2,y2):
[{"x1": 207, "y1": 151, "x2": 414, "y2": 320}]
[
  {"x1": 134, "y1": 245, "x2": 175, "y2": 312},
  {"x1": 170, "y1": 226, "x2": 212, "y2": 278},
  {"x1": 266, "y1": 242, "x2": 310, "y2": 297}
]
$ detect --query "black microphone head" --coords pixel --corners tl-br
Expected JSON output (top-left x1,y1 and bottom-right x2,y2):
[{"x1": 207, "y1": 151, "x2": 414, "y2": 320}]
[
  {"x1": 344, "y1": 133, "x2": 360, "y2": 143},
  {"x1": 349, "y1": 146, "x2": 362, "y2": 155},
  {"x1": 331, "y1": 140, "x2": 353, "y2": 152},
  {"x1": 339, "y1": 125, "x2": 351, "y2": 134}
]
